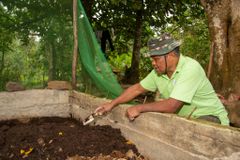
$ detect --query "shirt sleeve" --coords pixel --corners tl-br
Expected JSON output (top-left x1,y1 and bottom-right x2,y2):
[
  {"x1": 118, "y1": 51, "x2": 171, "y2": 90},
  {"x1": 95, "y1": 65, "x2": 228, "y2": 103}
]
[
  {"x1": 170, "y1": 62, "x2": 204, "y2": 103},
  {"x1": 140, "y1": 70, "x2": 157, "y2": 92}
]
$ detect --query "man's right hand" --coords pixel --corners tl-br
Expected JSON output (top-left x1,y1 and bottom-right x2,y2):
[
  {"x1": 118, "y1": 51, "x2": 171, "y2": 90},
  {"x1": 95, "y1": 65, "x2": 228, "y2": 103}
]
[
  {"x1": 94, "y1": 102, "x2": 115, "y2": 115},
  {"x1": 94, "y1": 83, "x2": 146, "y2": 115}
]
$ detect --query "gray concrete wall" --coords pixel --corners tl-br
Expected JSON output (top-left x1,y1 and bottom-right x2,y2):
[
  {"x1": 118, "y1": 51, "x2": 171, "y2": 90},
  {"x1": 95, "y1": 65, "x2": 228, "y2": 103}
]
[
  {"x1": 0, "y1": 89, "x2": 70, "y2": 120},
  {"x1": 70, "y1": 91, "x2": 240, "y2": 160},
  {"x1": 0, "y1": 90, "x2": 240, "y2": 160}
]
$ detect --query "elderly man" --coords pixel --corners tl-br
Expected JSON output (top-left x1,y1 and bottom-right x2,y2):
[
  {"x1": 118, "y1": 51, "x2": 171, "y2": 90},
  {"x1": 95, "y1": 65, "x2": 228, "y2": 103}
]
[{"x1": 95, "y1": 33, "x2": 229, "y2": 125}]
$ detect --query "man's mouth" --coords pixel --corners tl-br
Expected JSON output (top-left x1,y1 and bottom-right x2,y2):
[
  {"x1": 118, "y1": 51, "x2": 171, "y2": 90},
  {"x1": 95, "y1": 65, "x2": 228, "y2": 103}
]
[
  {"x1": 154, "y1": 67, "x2": 160, "y2": 73},
  {"x1": 154, "y1": 67, "x2": 165, "y2": 75}
]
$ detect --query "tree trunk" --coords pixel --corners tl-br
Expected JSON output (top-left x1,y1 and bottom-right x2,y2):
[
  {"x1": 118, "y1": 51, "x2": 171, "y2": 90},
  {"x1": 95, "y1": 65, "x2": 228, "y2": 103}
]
[
  {"x1": 0, "y1": 50, "x2": 5, "y2": 89},
  {"x1": 48, "y1": 40, "x2": 56, "y2": 81},
  {"x1": 126, "y1": 9, "x2": 143, "y2": 84},
  {"x1": 201, "y1": 0, "x2": 240, "y2": 95},
  {"x1": 72, "y1": 0, "x2": 78, "y2": 89}
]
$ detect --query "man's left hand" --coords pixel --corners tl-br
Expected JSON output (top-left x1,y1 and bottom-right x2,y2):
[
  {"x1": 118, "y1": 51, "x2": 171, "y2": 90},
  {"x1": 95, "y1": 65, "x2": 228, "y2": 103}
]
[{"x1": 126, "y1": 106, "x2": 141, "y2": 121}]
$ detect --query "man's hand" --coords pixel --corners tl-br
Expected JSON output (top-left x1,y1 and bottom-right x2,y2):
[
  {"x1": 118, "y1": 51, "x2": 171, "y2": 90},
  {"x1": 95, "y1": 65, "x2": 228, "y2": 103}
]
[
  {"x1": 94, "y1": 83, "x2": 146, "y2": 116},
  {"x1": 126, "y1": 106, "x2": 141, "y2": 121},
  {"x1": 94, "y1": 103, "x2": 115, "y2": 115}
]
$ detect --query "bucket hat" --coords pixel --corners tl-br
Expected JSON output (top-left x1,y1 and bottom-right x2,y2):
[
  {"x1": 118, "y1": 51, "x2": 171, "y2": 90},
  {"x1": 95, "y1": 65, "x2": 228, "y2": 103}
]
[{"x1": 147, "y1": 33, "x2": 181, "y2": 56}]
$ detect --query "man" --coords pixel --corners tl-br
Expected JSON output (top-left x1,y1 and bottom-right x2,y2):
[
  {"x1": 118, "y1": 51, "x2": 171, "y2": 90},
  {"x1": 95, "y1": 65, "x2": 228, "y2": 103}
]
[{"x1": 95, "y1": 33, "x2": 230, "y2": 125}]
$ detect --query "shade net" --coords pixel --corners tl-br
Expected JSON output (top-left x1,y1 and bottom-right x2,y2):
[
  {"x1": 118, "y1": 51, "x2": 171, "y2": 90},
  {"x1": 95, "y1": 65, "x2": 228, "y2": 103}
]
[{"x1": 77, "y1": 0, "x2": 123, "y2": 98}]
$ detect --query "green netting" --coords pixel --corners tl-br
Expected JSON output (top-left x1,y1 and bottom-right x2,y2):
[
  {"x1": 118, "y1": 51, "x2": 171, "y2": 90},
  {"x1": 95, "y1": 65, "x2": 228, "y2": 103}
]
[{"x1": 77, "y1": 0, "x2": 123, "y2": 99}]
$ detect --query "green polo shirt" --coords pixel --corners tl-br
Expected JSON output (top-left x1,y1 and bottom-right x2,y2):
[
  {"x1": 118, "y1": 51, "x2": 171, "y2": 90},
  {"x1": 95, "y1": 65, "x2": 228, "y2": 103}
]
[{"x1": 140, "y1": 54, "x2": 229, "y2": 125}]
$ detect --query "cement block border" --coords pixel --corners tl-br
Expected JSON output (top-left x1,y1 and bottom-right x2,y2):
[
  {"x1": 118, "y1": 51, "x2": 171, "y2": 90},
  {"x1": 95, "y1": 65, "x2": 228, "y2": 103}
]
[{"x1": 0, "y1": 89, "x2": 239, "y2": 160}]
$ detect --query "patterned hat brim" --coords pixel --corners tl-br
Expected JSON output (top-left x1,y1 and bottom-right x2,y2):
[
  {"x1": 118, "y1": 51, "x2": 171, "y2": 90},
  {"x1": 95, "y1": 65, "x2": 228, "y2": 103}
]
[{"x1": 148, "y1": 41, "x2": 181, "y2": 57}]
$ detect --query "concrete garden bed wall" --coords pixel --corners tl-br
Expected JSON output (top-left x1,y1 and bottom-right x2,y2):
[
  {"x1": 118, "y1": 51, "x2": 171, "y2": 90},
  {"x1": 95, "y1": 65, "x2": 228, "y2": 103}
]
[{"x1": 0, "y1": 89, "x2": 239, "y2": 160}]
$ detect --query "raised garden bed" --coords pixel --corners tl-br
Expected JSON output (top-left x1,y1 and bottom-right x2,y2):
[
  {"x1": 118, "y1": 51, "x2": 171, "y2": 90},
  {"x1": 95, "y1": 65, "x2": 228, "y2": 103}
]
[
  {"x1": 0, "y1": 117, "x2": 146, "y2": 160},
  {"x1": 0, "y1": 89, "x2": 240, "y2": 160}
]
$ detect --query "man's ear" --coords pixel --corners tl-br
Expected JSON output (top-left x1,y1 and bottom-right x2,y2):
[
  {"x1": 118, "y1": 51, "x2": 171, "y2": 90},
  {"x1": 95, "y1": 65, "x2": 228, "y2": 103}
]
[
  {"x1": 168, "y1": 51, "x2": 175, "y2": 57},
  {"x1": 170, "y1": 51, "x2": 178, "y2": 57}
]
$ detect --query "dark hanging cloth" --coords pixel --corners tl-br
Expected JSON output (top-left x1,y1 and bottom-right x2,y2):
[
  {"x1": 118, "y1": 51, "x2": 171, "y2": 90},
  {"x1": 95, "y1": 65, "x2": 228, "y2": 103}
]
[
  {"x1": 101, "y1": 30, "x2": 114, "y2": 53},
  {"x1": 96, "y1": 30, "x2": 114, "y2": 59}
]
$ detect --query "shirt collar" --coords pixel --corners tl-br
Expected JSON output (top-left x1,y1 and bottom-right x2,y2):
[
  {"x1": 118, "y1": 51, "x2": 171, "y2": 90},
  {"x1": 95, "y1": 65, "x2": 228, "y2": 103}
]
[
  {"x1": 175, "y1": 54, "x2": 186, "y2": 73},
  {"x1": 161, "y1": 54, "x2": 186, "y2": 79}
]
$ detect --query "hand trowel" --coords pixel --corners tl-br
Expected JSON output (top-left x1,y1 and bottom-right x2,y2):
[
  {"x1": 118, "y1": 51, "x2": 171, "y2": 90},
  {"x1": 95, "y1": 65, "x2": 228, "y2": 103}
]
[{"x1": 83, "y1": 112, "x2": 101, "y2": 125}]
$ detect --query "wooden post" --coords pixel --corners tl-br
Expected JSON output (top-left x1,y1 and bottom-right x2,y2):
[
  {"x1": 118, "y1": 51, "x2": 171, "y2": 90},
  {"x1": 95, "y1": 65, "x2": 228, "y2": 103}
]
[{"x1": 72, "y1": 0, "x2": 78, "y2": 89}]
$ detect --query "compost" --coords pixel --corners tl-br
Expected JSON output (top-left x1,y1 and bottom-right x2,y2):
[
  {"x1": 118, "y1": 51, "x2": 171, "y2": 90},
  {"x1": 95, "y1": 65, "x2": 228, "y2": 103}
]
[{"x1": 0, "y1": 117, "x2": 146, "y2": 160}]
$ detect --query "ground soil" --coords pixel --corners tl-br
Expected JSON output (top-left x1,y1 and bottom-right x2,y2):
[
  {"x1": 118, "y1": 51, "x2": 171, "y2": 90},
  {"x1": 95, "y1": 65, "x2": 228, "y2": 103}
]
[{"x1": 0, "y1": 117, "x2": 146, "y2": 160}]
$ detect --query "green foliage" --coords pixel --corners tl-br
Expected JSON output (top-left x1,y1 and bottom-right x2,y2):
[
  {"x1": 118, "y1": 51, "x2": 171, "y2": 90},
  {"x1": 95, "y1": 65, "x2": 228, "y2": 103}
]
[
  {"x1": 139, "y1": 47, "x2": 152, "y2": 79},
  {"x1": 0, "y1": 3, "x2": 15, "y2": 52},
  {"x1": 0, "y1": 0, "x2": 210, "y2": 92},
  {"x1": 0, "y1": 37, "x2": 47, "y2": 90},
  {"x1": 22, "y1": 39, "x2": 48, "y2": 88},
  {"x1": 164, "y1": 8, "x2": 210, "y2": 68},
  {"x1": 181, "y1": 32, "x2": 210, "y2": 69},
  {"x1": 108, "y1": 51, "x2": 132, "y2": 70},
  {"x1": 92, "y1": 0, "x2": 208, "y2": 80},
  {"x1": 0, "y1": 0, "x2": 73, "y2": 90}
]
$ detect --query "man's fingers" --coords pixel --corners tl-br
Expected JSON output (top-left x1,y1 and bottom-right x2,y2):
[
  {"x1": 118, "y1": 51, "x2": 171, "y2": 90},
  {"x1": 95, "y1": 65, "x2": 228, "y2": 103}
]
[
  {"x1": 94, "y1": 107, "x2": 102, "y2": 113},
  {"x1": 94, "y1": 107, "x2": 100, "y2": 113},
  {"x1": 95, "y1": 103, "x2": 114, "y2": 116},
  {"x1": 96, "y1": 112, "x2": 103, "y2": 116},
  {"x1": 94, "y1": 106, "x2": 105, "y2": 115},
  {"x1": 127, "y1": 113, "x2": 135, "y2": 121},
  {"x1": 129, "y1": 117, "x2": 135, "y2": 121},
  {"x1": 125, "y1": 110, "x2": 135, "y2": 121}
]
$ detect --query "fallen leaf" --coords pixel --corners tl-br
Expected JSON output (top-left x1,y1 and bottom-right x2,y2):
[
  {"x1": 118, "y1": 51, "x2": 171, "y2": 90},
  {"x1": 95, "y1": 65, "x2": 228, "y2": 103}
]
[{"x1": 126, "y1": 140, "x2": 134, "y2": 145}]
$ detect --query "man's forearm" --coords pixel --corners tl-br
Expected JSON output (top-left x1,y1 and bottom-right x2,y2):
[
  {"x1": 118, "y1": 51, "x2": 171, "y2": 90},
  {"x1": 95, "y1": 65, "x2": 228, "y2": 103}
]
[
  {"x1": 111, "y1": 83, "x2": 146, "y2": 107},
  {"x1": 137, "y1": 98, "x2": 183, "y2": 113}
]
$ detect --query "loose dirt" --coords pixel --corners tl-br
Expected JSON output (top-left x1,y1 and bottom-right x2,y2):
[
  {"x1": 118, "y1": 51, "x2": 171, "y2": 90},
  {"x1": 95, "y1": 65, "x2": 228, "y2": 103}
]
[{"x1": 0, "y1": 117, "x2": 147, "y2": 160}]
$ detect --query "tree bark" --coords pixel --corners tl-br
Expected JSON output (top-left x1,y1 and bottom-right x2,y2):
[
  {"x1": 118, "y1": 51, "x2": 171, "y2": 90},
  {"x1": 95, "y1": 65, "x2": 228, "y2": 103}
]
[
  {"x1": 201, "y1": 0, "x2": 240, "y2": 95},
  {"x1": 72, "y1": 0, "x2": 78, "y2": 89},
  {"x1": 0, "y1": 50, "x2": 5, "y2": 89},
  {"x1": 126, "y1": 9, "x2": 143, "y2": 84},
  {"x1": 48, "y1": 40, "x2": 56, "y2": 81}
]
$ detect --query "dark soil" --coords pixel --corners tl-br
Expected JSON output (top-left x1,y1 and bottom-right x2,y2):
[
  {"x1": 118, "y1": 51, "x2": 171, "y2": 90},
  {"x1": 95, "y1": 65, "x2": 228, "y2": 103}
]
[{"x1": 0, "y1": 117, "x2": 144, "y2": 160}]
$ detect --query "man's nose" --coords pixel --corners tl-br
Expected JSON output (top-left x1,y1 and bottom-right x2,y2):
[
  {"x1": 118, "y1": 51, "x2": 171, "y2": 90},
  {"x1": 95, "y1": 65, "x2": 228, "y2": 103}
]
[{"x1": 152, "y1": 60, "x2": 156, "y2": 66}]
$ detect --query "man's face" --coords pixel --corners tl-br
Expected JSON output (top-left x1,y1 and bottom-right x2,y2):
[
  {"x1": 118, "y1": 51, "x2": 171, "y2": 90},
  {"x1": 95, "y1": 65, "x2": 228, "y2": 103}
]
[{"x1": 151, "y1": 55, "x2": 167, "y2": 74}]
